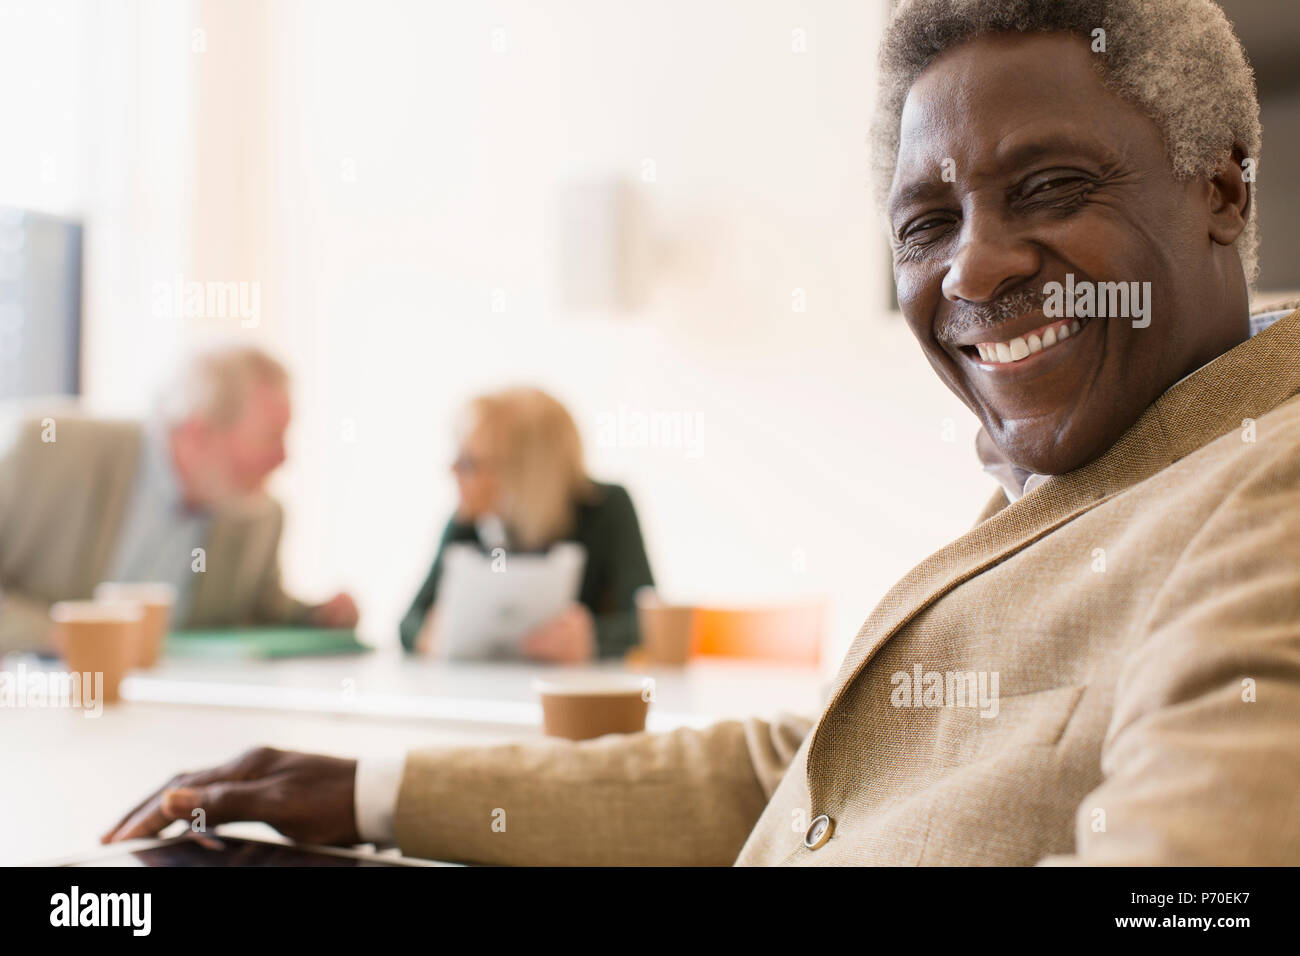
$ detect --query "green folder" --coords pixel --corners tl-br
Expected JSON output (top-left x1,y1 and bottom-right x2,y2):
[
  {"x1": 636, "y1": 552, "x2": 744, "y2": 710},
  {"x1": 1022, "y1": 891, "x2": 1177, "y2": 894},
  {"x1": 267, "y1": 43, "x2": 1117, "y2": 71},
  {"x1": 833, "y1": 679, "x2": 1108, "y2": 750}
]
[{"x1": 165, "y1": 627, "x2": 371, "y2": 660}]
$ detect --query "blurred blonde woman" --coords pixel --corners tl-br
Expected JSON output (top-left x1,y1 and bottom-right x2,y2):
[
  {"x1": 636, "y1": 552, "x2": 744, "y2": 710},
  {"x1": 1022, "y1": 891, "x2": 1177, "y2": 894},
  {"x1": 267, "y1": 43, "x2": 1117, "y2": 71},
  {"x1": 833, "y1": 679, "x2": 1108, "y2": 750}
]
[{"x1": 400, "y1": 387, "x2": 653, "y2": 662}]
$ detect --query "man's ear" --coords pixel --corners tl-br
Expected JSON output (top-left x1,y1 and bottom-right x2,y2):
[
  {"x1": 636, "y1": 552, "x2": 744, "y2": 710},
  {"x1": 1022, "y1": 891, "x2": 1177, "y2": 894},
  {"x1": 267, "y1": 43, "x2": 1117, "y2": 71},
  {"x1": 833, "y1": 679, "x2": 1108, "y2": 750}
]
[{"x1": 1207, "y1": 142, "x2": 1251, "y2": 247}]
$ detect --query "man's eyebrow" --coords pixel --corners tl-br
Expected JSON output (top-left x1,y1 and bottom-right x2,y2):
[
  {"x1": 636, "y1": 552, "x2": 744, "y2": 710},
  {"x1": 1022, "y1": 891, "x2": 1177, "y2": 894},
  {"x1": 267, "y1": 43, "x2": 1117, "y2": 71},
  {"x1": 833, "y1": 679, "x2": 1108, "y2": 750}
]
[
  {"x1": 887, "y1": 178, "x2": 952, "y2": 219},
  {"x1": 989, "y1": 132, "x2": 1112, "y2": 174}
]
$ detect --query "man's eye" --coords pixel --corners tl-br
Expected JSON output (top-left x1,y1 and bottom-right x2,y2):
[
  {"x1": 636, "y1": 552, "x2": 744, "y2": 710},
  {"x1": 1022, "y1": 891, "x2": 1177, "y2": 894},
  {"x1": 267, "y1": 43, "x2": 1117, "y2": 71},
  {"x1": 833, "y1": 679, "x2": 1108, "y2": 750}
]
[
  {"x1": 902, "y1": 217, "x2": 950, "y2": 240},
  {"x1": 1023, "y1": 176, "x2": 1092, "y2": 199}
]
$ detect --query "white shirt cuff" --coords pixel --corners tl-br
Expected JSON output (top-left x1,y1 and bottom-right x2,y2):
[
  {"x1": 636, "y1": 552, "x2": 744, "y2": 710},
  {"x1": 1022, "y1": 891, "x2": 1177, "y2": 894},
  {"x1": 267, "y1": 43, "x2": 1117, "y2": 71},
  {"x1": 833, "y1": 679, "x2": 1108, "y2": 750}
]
[{"x1": 354, "y1": 754, "x2": 407, "y2": 845}]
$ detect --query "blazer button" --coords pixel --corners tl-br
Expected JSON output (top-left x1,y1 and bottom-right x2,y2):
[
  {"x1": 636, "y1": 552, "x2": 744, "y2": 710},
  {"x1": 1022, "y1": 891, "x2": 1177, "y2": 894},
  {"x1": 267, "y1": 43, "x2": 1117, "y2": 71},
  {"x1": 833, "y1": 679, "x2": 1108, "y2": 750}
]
[{"x1": 804, "y1": 814, "x2": 834, "y2": 850}]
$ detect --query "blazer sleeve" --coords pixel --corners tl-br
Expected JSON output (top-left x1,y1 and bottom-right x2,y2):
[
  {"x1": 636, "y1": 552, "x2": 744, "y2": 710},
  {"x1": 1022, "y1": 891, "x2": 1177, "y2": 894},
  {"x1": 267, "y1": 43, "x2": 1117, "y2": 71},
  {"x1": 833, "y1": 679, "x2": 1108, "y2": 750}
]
[
  {"x1": 0, "y1": 418, "x2": 22, "y2": 543},
  {"x1": 392, "y1": 710, "x2": 814, "y2": 865},
  {"x1": 250, "y1": 500, "x2": 314, "y2": 626},
  {"x1": 0, "y1": 420, "x2": 56, "y2": 652},
  {"x1": 1040, "y1": 439, "x2": 1300, "y2": 865},
  {"x1": 0, "y1": 589, "x2": 55, "y2": 653},
  {"x1": 588, "y1": 485, "x2": 654, "y2": 659}
]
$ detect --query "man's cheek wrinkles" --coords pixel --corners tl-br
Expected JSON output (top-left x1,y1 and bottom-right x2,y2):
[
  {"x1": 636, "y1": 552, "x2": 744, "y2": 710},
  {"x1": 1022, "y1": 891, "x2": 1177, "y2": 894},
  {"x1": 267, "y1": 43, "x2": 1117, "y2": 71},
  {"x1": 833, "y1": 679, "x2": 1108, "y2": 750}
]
[{"x1": 895, "y1": 266, "x2": 941, "y2": 307}]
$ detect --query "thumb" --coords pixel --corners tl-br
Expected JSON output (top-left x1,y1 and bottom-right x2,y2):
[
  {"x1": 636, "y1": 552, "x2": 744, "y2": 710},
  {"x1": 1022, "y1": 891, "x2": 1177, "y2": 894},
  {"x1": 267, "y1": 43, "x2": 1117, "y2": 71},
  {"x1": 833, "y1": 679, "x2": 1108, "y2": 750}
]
[{"x1": 160, "y1": 787, "x2": 200, "y2": 817}]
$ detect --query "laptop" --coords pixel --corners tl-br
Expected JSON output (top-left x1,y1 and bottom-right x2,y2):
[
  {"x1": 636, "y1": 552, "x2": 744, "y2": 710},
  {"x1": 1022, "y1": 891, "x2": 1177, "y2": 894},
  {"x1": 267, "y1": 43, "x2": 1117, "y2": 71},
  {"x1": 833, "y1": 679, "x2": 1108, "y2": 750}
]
[{"x1": 433, "y1": 541, "x2": 587, "y2": 660}]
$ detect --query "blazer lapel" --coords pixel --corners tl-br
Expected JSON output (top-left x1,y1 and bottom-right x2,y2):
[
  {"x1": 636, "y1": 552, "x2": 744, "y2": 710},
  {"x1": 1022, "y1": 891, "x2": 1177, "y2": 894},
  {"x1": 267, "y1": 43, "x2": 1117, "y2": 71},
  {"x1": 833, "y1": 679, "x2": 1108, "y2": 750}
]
[{"x1": 806, "y1": 308, "x2": 1300, "y2": 795}]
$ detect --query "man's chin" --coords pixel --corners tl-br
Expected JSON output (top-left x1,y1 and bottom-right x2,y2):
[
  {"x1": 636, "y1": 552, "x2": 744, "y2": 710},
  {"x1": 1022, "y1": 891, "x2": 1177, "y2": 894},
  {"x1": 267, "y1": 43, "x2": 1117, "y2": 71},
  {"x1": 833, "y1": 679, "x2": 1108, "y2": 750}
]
[{"x1": 986, "y1": 417, "x2": 1121, "y2": 478}]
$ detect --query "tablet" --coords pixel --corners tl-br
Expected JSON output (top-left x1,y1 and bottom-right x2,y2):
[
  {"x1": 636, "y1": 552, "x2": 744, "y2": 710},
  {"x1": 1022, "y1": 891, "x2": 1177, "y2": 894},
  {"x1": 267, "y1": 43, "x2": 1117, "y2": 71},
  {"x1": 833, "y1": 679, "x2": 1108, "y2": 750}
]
[
  {"x1": 434, "y1": 541, "x2": 587, "y2": 660},
  {"x1": 39, "y1": 834, "x2": 455, "y2": 867}
]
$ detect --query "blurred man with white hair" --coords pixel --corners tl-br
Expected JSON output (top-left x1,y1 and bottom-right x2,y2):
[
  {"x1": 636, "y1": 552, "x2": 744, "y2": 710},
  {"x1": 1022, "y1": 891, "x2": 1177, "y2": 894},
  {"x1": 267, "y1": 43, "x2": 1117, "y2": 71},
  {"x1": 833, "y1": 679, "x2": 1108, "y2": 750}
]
[{"x1": 0, "y1": 345, "x2": 358, "y2": 652}]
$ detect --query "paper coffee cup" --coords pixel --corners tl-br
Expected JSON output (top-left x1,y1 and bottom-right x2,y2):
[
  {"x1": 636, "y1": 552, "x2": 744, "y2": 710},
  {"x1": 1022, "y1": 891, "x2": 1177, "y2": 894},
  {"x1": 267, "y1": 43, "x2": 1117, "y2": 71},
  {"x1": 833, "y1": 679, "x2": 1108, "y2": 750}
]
[
  {"x1": 534, "y1": 674, "x2": 653, "y2": 741},
  {"x1": 50, "y1": 600, "x2": 145, "y2": 705},
  {"x1": 635, "y1": 589, "x2": 695, "y2": 666},
  {"x1": 93, "y1": 582, "x2": 177, "y2": 668}
]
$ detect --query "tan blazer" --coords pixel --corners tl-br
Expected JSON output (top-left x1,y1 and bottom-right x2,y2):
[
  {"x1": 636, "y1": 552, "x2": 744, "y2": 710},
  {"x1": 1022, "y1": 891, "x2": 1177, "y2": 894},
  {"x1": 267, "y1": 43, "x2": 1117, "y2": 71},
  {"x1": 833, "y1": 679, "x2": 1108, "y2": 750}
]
[
  {"x1": 392, "y1": 308, "x2": 1300, "y2": 865},
  {"x1": 0, "y1": 415, "x2": 310, "y2": 652}
]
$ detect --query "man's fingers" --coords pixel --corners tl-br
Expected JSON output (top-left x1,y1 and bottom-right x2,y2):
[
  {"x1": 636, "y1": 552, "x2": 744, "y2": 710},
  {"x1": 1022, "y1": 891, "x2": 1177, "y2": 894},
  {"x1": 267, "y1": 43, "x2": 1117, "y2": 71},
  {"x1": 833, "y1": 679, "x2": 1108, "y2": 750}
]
[
  {"x1": 108, "y1": 779, "x2": 264, "y2": 843},
  {"x1": 99, "y1": 767, "x2": 220, "y2": 843},
  {"x1": 103, "y1": 790, "x2": 185, "y2": 843},
  {"x1": 101, "y1": 769, "x2": 210, "y2": 841},
  {"x1": 100, "y1": 780, "x2": 176, "y2": 843},
  {"x1": 104, "y1": 783, "x2": 216, "y2": 843},
  {"x1": 102, "y1": 749, "x2": 279, "y2": 843}
]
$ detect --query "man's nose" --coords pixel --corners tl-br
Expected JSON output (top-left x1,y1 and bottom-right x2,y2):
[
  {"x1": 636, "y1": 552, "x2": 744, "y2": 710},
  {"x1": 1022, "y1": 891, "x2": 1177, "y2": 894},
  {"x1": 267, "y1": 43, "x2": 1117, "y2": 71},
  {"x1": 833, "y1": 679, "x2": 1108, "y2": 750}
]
[{"x1": 941, "y1": 209, "x2": 1040, "y2": 304}]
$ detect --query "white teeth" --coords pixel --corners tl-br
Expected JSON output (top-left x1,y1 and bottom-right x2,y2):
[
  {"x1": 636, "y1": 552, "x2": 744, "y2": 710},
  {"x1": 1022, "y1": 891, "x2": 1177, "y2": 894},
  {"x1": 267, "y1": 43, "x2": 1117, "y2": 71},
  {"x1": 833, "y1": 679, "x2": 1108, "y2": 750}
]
[{"x1": 974, "y1": 317, "x2": 1090, "y2": 365}]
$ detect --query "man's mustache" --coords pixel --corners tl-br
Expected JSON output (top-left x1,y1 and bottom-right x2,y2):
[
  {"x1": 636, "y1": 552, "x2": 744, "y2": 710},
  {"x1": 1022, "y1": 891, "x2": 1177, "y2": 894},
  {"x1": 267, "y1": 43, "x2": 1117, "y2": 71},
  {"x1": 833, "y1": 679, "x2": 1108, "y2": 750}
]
[{"x1": 936, "y1": 287, "x2": 1044, "y2": 344}]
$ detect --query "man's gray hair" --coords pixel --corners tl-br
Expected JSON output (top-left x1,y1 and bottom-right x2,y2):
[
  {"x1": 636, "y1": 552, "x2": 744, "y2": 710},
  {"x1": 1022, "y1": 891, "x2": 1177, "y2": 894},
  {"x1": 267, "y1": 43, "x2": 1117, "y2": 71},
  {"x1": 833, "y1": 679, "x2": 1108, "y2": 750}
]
[
  {"x1": 157, "y1": 345, "x2": 289, "y2": 427},
  {"x1": 871, "y1": 0, "x2": 1262, "y2": 285}
]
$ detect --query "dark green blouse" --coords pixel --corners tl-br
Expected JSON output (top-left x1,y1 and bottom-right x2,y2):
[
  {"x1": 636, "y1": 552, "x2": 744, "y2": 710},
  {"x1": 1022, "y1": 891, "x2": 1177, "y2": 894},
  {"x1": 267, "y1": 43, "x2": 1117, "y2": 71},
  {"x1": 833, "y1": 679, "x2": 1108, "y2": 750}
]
[{"x1": 399, "y1": 482, "x2": 654, "y2": 658}]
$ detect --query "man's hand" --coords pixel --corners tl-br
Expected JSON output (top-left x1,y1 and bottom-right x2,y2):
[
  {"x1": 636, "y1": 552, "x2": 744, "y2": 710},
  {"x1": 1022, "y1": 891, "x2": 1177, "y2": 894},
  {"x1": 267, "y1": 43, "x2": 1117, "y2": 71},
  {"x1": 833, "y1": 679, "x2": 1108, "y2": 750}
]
[
  {"x1": 310, "y1": 592, "x2": 359, "y2": 629},
  {"x1": 520, "y1": 603, "x2": 596, "y2": 664},
  {"x1": 101, "y1": 747, "x2": 361, "y2": 846}
]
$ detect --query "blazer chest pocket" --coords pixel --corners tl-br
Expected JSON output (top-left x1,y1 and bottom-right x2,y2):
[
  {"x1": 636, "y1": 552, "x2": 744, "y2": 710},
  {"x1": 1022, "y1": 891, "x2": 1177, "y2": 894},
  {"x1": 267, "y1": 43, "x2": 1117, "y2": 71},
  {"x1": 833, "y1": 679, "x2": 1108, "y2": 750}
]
[{"x1": 928, "y1": 684, "x2": 1086, "y2": 769}]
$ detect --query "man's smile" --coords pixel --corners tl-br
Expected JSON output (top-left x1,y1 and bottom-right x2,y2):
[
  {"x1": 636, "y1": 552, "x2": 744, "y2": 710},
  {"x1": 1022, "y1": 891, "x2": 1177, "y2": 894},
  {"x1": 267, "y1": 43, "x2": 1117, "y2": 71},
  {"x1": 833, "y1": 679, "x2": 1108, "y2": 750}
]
[{"x1": 954, "y1": 314, "x2": 1101, "y2": 381}]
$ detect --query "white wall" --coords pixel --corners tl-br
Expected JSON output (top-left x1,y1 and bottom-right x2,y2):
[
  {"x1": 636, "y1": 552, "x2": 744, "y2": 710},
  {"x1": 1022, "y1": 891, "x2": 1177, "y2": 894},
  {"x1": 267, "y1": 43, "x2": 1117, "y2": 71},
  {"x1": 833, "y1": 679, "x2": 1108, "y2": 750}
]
[
  {"x1": 0, "y1": 1, "x2": 90, "y2": 216},
  {"x1": 238, "y1": 0, "x2": 992, "y2": 665},
  {"x1": 0, "y1": 0, "x2": 197, "y2": 413}
]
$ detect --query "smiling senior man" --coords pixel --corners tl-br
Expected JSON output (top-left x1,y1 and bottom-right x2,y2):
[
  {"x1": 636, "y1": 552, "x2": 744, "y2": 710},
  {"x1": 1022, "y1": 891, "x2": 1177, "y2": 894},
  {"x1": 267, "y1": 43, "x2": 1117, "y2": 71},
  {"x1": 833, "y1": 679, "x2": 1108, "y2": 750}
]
[{"x1": 106, "y1": 0, "x2": 1300, "y2": 865}]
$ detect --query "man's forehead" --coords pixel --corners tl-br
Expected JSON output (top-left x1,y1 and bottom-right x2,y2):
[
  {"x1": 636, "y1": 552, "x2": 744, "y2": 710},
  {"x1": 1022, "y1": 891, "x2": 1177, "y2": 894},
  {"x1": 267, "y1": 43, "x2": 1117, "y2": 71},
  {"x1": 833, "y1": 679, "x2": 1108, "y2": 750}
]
[
  {"x1": 888, "y1": 33, "x2": 1136, "y2": 207},
  {"x1": 905, "y1": 30, "x2": 1100, "y2": 104}
]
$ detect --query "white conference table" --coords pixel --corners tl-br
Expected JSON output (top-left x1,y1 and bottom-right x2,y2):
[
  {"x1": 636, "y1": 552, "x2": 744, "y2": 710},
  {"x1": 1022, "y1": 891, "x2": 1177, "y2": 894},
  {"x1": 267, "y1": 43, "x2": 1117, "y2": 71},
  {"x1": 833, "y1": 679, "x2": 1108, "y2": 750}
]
[{"x1": 1, "y1": 646, "x2": 828, "y2": 866}]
